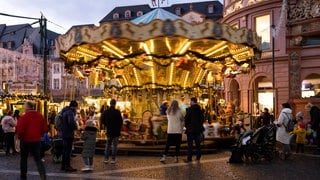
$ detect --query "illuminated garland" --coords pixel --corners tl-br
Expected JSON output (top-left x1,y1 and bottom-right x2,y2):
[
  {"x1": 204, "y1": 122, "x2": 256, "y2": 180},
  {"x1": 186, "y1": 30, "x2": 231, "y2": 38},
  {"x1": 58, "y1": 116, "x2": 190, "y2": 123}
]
[{"x1": 0, "y1": 94, "x2": 50, "y2": 101}]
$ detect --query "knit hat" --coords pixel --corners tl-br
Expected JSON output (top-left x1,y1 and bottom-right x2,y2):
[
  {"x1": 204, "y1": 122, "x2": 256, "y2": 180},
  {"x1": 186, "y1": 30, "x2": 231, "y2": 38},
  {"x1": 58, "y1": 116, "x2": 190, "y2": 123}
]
[
  {"x1": 86, "y1": 120, "x2": 97, "y2": 127},
  {"x1": 296, "y1": 111, "x2": 304, "y2": 118},
  {"x1": 299, "y1": 123, "x2": 305, "y2": 129}
]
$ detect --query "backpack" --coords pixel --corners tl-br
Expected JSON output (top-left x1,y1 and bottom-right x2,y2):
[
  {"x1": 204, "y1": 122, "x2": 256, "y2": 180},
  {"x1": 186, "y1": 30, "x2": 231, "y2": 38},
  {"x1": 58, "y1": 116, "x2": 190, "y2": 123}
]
[
  {"x1": 54, "y1": 112, "x2": 63, "y2": 131},
  {"x1": 284, "y1": 113, "x2": 294, "y2": 133}
]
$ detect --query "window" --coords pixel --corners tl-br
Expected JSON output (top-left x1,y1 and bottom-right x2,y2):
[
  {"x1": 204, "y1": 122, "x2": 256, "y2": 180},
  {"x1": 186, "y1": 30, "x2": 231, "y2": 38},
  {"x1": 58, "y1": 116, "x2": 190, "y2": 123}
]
[
  {"x1": 125, "y1": 10, "x2": 131, "y2": 18},
  {"x1": 232, "y1": 23, "x2": 239, "y2": 29},
  {"x1": 53, "y1": 78, "x2": 60, "y2": 90},
  {"x1": 113, "y1": 13, "x2": 119, "y2": 20},
  {"x1": 255, "y1": 14, "x2": 270, "y2": 50},
  {"x1": 208, "y1": 5, "x2": 214, "y2": 14},
  {"x1": 137, "y1": 11, "x2": 143, "y2": 17},
  {"x1": 175, "y1": 7, "x2": 181, "y2": 16},
  {"x1": 53, "y1": 64, "x2": 60, "y2": 74}
]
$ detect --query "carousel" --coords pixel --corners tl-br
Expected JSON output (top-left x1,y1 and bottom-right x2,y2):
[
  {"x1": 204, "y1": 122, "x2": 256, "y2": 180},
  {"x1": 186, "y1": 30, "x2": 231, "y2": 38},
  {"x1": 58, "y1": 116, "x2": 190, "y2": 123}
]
[{"x1": 56, "y1": 8, "x2": 261, "y2": 143}]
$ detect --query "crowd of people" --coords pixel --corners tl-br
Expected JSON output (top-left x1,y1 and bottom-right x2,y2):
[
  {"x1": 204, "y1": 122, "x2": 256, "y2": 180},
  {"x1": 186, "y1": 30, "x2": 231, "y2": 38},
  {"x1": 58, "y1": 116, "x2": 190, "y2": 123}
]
[{"x1": 0, "y1": 98, "x2": 320, "y2": 179}]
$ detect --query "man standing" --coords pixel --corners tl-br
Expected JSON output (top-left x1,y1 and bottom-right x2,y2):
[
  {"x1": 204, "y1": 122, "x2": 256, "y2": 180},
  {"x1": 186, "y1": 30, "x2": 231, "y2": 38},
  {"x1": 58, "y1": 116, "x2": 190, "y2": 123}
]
[
  {"x1": 184, "y1": 97, "x2": 205, "y2": 162},
  {"x1": 101, "y1": 99, "x2": 123, "y2": 164},
  {"x1": 60, "y1": 100, "x2": 78, "y2": 172},
  {"x1": 16, "y1": 101, "x2": 47, "y2": 180},
  {"x1": 306, "y1": 103, "x2": 320, "y2": 154}
]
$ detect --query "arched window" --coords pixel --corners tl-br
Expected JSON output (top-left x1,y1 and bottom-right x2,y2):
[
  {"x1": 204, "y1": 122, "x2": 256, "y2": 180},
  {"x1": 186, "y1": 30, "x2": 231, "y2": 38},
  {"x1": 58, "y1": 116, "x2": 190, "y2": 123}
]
[
  {"x1": 125, "y1": 10, "x2": 131, "y2": 19},
  {"x1": 113, "y1": 13, "x2": 119, "y2": 20},
  {"x1": 208, "y1": 4, "x2": 214, "y2": 14},
  {"x1": 175, "y1": 7, "x2": 181, "y2": 16},
  {"x1": 137, "y1": 11, "x2": 143, "y2": 17}
]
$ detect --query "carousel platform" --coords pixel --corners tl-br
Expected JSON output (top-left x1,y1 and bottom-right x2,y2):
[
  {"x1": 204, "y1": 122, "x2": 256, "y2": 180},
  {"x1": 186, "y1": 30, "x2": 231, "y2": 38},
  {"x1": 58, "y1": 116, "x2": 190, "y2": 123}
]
[{"x1": 73, "y1": 137, "x2": 236, "y2": 156}]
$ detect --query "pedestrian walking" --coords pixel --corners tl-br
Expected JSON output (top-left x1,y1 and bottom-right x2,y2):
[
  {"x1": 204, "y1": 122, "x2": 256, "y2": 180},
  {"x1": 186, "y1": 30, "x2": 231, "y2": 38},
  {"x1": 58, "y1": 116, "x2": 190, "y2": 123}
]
[
  {"x1": 1, "y1": 110, "x2": 17, "y2": 155},
  {"x1": 184, "y1": 97, "x2": 205, "y2": 162},
  {"x1": 305, "y1": 103, "x2": 320, "y2": 154},
  {"x1": 16, "y1": 101, "x2": 47, "y2": 180},
  {"x1": 60, "y1": 100, "x2": 78, "y2": 172},
  {"x1": 101, "y1": 99, "x2": 123, "y2": 164},
  {"x1": 81, "y1": 119, "x2": 98, "y2": 171},
  {"x1": 160, "y1": 100, "x2": 184, "y2": 163},
  {"x1": 291, "y1": 122, "x2": 307, "y2": 153},
  {"x1": 275, "y1": 102, "x2": 293, "y2": 160}
]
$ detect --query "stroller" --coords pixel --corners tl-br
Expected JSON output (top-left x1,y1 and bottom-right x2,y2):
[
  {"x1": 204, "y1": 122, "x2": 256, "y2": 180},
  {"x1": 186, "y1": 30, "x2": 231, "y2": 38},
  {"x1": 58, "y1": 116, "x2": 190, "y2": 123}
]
[
  {"x1": 51, "y1": 135, "x2": 63, "y2": 163},
  {"x1": 229, "y1": 124, "x2": 277, "y2": 163}
]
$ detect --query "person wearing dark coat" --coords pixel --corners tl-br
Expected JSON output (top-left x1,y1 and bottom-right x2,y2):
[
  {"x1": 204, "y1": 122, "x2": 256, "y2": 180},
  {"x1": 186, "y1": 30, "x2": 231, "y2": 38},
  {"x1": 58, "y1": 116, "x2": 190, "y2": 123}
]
[
  {"x1": 306, "y1": 103, "x2": 320, "y2": 154},
  {"x1": 184, "y1": 97, "x2": 205, "y2": 162},
  {"x1": 101, "y1": 99, "x2": 123, "y2": 164},
  {"x1": 81, "y1": 119, "x2": 97, "y2": 171},
  {"x1": 60, "y1": 100, "x2": 78, "y2": 172}
]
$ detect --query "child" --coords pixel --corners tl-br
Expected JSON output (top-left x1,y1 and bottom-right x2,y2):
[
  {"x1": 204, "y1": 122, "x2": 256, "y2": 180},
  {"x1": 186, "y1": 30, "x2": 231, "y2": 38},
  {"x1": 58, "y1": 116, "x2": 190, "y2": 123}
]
[
  {"x1": 291, "y1": 123, "x2": 307, "y2": 153},
  {"x1": 306, "y1": 123, "x2": 314, "y2": 145},
  {"x1": 41, "y1": 132, "x2": 51, "y2": 162},
  {"x1": 81, "y1": 119, "x2": 98, "y2": 171}
]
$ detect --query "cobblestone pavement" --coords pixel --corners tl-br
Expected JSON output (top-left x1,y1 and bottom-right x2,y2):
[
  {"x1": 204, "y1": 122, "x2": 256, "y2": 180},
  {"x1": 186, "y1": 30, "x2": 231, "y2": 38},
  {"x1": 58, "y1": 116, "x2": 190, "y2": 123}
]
[{"x1": 0, "y1": 150, "x2": 319, "y2": 180}]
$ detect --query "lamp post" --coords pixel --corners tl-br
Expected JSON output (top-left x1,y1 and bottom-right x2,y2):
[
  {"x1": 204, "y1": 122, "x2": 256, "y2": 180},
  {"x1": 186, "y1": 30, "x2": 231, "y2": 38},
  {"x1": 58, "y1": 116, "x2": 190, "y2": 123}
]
[
  {"x1": 271, "y1": 24, "x2": 276, "y2": 117},
  {"x1": 40, "y1": 15, "x2": 48, "y2": 120}
]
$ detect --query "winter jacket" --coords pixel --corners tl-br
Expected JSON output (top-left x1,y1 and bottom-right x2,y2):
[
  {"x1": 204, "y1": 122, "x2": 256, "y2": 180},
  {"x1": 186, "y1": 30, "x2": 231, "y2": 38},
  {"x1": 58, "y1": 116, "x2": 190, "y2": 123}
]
[
  {"x1": 61, "y1": 106, "x2": 78, "y2": 139},
  {"x1": 275, "y1": 108, "x2": 293, "y2": 144},
  {"x1": 292, "y1": 128, "x2": 307, "y2": 144},
  {"x1": 167, "y1": 109, "x2": 184, "y2": 134},
  {"x1": 185, "y1": 104, "x2": 205, "y2": 134},
  {"x1": 16, "y1": 110, "x2": 48, "y2": 142},
  {"x1": 101, "y1": 106, "x2": 123, "y2": 137},
  {"x1": 81, "y1": 126, "x2": 97, "y2": 158},
  {"x1": 1, "y1": 115, "x2": 17, "y2": 133}
]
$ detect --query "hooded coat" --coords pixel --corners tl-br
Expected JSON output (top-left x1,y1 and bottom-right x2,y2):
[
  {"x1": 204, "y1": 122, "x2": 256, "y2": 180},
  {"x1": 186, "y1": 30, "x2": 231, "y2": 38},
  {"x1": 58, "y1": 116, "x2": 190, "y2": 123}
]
[
  {"x1": 185, "y1": 104, "x2": 204, "y2": 134},
  {"x1": 81, "y1": 126, "x2": 97, "y2": 158},
  {"x1": 275, "y1": 108, "x2": 293, "y2": 144}
]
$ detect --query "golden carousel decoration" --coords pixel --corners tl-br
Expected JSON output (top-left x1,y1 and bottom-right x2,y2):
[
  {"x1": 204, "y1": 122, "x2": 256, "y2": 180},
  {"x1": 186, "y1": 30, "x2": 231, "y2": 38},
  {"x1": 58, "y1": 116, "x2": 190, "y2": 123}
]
[{"x1": 56, "y1": 8, "x2": 261, "y2": 98}]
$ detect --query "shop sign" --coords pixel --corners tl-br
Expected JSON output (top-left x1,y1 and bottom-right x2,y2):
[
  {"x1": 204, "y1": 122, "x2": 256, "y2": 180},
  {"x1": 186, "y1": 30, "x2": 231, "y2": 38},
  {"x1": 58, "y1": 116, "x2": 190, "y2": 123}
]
[{"x1": 7, "y1": 82, "x2": 38, "y2": 94}]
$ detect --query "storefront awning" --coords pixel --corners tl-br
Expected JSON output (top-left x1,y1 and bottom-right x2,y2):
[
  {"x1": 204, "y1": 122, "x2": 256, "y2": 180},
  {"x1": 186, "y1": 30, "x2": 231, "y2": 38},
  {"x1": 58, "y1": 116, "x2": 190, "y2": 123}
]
[{"x1": 57, "y1": 19, "x2": 261, "y2": 91}]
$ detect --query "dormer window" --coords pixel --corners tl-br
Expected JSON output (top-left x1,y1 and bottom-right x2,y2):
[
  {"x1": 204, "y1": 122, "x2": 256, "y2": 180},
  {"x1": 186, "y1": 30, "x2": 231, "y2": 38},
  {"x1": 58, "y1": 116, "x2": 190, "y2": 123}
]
[
  {"x1": 125, "y1": 10, "x2": 131, "y2": 19},
  {"x1": 208, "y1": 4, "x2": 214, "y2": 14},
  {"x1": 7, "y1": 41, "x2": 14, "y2": 49},
  {"x1": 137, "y1": 11, "x2": 143, "y2": 17},
  {"x1": 113, "y1": 13, "x2": 119, "y2": 20},
  {"x1": 175, "y1": 7, "x2": 181, "y2": 16}
]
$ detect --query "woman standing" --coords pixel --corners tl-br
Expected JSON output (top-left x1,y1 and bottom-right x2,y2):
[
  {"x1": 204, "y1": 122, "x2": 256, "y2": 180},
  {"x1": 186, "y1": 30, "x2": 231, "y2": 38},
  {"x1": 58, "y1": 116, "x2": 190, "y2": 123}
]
[
  {"x1": 1, "y1": 110, "x2": 17, "y2": 155},
  {"x1": 275, "y1": 103, "x2": 293, "y2": 160},
  {"x1": 160, "y1": 100, "x2": 184, "y2": 163}
]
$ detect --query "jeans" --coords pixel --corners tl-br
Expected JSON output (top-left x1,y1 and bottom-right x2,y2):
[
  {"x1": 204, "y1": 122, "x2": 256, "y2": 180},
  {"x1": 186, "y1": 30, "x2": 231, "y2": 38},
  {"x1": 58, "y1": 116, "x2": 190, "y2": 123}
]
[
  {"x1": 4, "y1": 132, "x2": 16, "y2": 154},
  {"x1": 186, "y1": 133, "x2": 202, "y2": 161},
  {"x1": 61, "y1": 138, "x2": 74, "y2": 168},
  {"x1": 104, "y1": 136, "x2": 119, "y2": 160},
  {"x1": 83, "y1": 157, "x2": 93, "y2": 166},
  {"x1": 163, "y1": 134, "x2": 182, "y2": 157},
  {"x1": 20, "y1": 141, "x2": 46, "y2": 179}
]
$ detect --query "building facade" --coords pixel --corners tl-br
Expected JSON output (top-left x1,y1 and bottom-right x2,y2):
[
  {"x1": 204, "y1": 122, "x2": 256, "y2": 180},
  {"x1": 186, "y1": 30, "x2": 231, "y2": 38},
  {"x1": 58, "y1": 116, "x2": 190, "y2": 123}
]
[{"x1": 221, "y1": 0, "x2": 320, "y2": 118}]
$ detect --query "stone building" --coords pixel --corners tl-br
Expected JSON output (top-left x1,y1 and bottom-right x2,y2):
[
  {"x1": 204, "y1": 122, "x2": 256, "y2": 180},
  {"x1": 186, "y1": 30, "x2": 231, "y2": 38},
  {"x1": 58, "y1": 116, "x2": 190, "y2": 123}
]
[{"x1": 221, "y1": 0, "x2": 320, "y2": 118}]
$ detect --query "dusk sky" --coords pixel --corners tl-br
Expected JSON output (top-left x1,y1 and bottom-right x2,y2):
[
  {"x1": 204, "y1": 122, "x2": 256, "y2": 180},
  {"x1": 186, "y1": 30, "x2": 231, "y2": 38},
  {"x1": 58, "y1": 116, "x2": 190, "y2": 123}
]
[{"x1": 0, "y1": 0, "x2": 224, "y2": 34}]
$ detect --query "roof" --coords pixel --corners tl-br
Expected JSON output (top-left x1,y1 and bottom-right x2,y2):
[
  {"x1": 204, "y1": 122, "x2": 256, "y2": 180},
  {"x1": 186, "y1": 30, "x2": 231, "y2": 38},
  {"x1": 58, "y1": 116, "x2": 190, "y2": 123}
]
[
  {"x1": 99, "y1": 1, "x2": 223, "y2": 23},
  {"x1": 0, "y1": 24, "x2": 60, "y2": 54},
  {"x1": 163, "y1": 1, "x2": 223, "y2": 21},
  {"x1": 99, "y1": 4, "x2": 152, "y2": 23},
  {"x1": 131, "y1": 8, "x2": 181, "y2": 24}
]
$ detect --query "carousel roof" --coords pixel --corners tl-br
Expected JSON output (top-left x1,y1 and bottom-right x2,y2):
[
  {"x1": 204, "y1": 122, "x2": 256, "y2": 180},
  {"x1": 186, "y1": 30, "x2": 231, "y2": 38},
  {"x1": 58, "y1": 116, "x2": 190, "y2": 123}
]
[
  {"x1": 131, "y1": 8, "x2": 181, "y2": 24},
  {"x1": 57, "y1": 19, "x2": 261, "y2": 91}
]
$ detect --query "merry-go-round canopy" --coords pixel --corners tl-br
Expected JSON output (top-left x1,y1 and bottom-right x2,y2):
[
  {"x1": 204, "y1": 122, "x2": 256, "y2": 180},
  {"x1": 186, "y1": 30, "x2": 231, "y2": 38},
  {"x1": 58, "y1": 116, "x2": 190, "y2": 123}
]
[{"x1": 57, "y1": 18, "x2": 261, "y2": 91}]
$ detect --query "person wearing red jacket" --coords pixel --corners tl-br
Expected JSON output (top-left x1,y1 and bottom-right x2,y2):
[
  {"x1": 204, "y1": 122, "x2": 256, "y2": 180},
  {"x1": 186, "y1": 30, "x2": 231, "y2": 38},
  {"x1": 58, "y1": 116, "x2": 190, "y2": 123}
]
[{"x1": 16, "y1": 101, "x2": 47, "y2": 180}]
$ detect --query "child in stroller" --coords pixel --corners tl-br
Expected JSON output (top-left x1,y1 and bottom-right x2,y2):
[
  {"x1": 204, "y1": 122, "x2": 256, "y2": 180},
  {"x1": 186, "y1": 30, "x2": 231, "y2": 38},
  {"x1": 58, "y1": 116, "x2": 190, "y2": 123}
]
[
  {"x1": 51, "y1": 135, "x2": 63, "y2": 163},
  {"x1": 229, "y1": 124, "x2": 276, "y2": 163}
]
